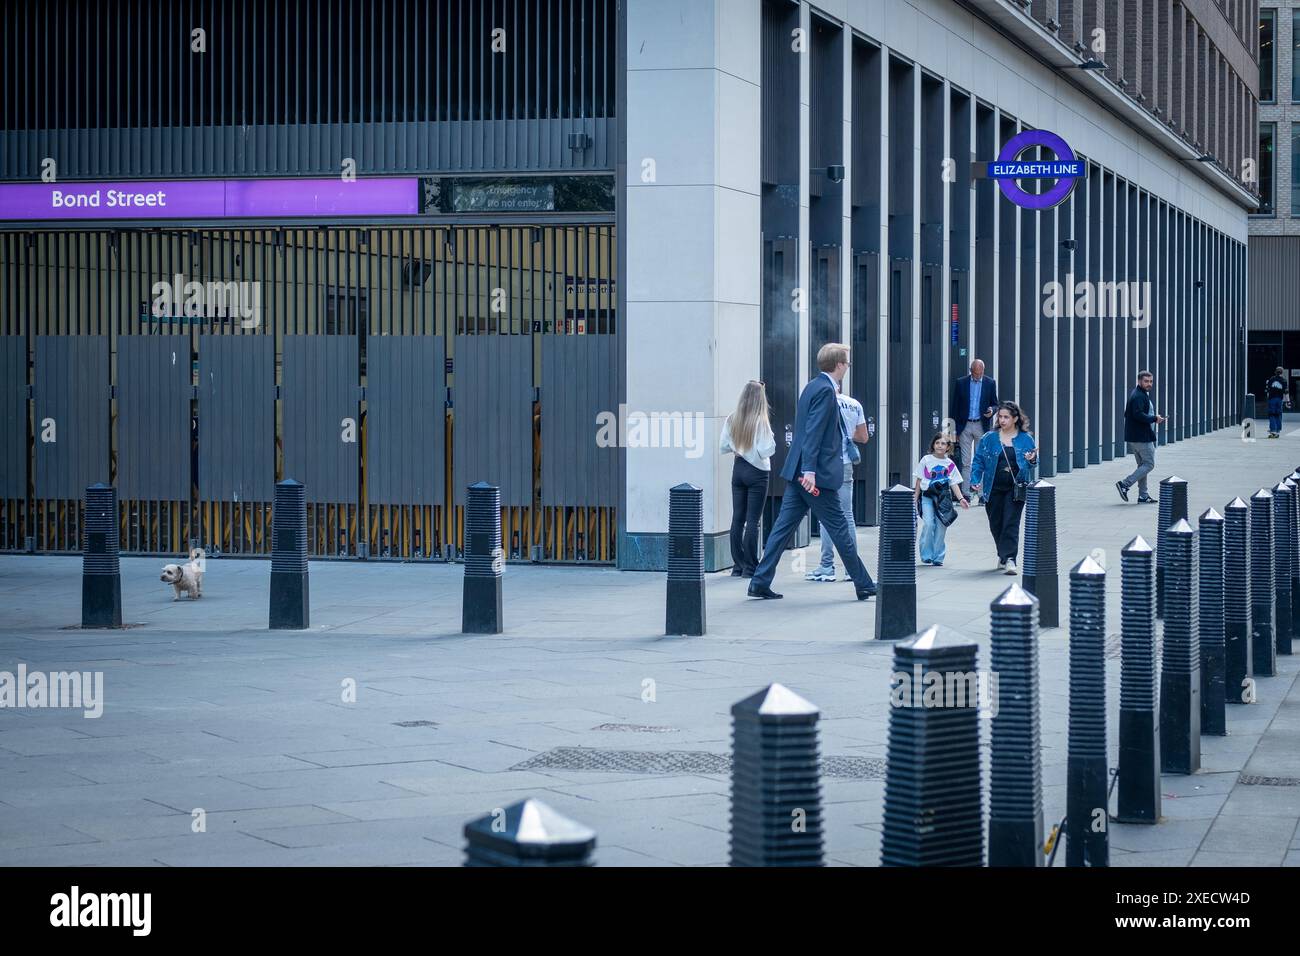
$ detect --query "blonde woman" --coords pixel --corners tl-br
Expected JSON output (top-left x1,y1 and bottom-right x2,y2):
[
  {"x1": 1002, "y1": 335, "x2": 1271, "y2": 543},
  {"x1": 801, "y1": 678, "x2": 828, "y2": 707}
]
[{"x1": 721, "y1": 380, "x2": 777, "y2": 577}]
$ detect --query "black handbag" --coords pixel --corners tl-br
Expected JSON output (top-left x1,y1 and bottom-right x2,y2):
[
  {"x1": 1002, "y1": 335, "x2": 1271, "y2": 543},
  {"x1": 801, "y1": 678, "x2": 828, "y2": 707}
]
[{"x1": 1001, "y1": 445, "x2": 1029, "y2": 503}]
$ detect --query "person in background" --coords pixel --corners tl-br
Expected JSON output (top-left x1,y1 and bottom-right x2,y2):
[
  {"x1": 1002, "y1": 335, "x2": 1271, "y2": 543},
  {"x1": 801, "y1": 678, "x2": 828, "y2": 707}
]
[
  {"x1": 949, "y1": 359, "x2": 998, "y2": 501},
  {"x1": 1266, "y1": 367, "x2": 1290, "y2": 439},
  {"x1": 968, "y1": 401, "x2": 1038, "y2": 576},
  {"x1": 1115, "y1": 370, "x2": 1165, "y2": 504},
  {"x1": 747, "y1": 343, "x2": 877, "y2": 602},
  {"x1": 913, "y1": 433, "x2": 969, "y2": 567},
  {"x1": 721, "y1": 380, "x2": 777, "y2": 578},
  {"x1": 806, "y1": 378, "x2": 869, "y2": 582}
]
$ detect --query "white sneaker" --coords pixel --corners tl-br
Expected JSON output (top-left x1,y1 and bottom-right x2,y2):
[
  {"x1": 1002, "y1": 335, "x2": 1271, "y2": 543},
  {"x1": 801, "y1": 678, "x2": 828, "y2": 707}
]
[
  {"x1": 997, "y1": 560, "x2": 1006, "y2": 571},
  {"x1": 1004, "y1": 559, "x2": 1018, "y2": 576},
  {"x1": 806, "y1": 568, "x2": 837, "y2": 582}
]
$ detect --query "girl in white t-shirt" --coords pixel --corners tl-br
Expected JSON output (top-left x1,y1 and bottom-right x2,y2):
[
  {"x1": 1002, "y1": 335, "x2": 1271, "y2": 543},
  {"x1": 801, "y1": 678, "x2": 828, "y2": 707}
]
[{"x1": 912, "y1": 433, "x2": 969, "y2": 567}]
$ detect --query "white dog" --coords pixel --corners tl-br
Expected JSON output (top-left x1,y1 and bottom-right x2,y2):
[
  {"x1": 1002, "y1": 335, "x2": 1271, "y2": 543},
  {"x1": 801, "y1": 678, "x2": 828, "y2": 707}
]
[{"x1": 160, "y1": 549, "x2": 204, "y2": 601}]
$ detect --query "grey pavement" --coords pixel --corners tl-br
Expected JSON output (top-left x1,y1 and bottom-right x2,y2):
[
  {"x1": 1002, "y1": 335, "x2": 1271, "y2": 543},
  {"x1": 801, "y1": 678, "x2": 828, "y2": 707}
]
[{"x1": 1, "y1": 425, "x2": 1299, "y2": 866}]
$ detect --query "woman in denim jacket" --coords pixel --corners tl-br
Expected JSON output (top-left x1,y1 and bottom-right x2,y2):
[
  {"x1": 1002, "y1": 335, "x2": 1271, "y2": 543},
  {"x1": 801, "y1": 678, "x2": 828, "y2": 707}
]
[{"x1": 968, "y1": 401, "x2": 1038, "y2": 576}]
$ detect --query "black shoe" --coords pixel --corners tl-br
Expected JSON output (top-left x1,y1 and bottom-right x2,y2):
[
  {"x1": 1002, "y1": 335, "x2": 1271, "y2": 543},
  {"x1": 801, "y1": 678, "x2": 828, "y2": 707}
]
[
  {"x1": 1136, "y1": 495, "x2": 1157, "y2": 504},
  {"x1": 1115, "y1": 481, "x2": 1129, "y2": 502},
  {"x1": 747, "y1": 584, "x2": 783, "y2": 600},
  {"x1": 741, "y1": 570, "x2": 754, "y2": 579},
  {"x1": 730, "y1": 567, "x2": 744, "y2": 577},
  {"x1": 856, "y1": 585, "x2": 878, "y2": 601}
]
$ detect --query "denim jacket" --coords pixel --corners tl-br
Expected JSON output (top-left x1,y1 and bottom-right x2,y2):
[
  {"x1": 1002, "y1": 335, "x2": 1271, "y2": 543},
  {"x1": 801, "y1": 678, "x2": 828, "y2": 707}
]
[{"x1": 968, "y1": 429, "x2": 1038, "y2": 491}]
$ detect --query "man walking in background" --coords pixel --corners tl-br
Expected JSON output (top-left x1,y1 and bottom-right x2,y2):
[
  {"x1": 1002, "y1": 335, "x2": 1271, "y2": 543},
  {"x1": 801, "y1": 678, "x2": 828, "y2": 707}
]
[
  {"x1": 805, "y1": 378, "x2": 869, "y2": 583},
  {"x1": 949, "y1": 359, "x2": 998, "y2": 501},
  {"x1": 1266, "y1": 367, "x2": 1290, "y2": 439},
  {"x1": 748, "y1": 343, "x2": 877, "y2": 602},
  {"x1": 1116, "y1": 370, "x2": 1165, "y2": 504}
]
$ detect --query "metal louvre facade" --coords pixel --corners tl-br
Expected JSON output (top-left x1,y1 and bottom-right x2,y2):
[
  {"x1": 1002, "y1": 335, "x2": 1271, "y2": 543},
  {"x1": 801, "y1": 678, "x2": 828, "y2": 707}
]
[
  {"x1": 0, "y1": 0, "x2": 617, "y2": 178},
  {"x1": 0, "y1": 224, "x2": 618, "y2": 563}
]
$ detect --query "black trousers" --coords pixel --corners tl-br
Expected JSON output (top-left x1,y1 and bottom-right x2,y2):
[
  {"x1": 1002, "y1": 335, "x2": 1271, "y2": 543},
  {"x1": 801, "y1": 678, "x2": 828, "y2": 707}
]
[
  {"x1": 984, "y1": 483, "x2": 1025, "y2": 562},
  {"x1": 730, "y1": 457, "x2": 768, "y2": 574}
]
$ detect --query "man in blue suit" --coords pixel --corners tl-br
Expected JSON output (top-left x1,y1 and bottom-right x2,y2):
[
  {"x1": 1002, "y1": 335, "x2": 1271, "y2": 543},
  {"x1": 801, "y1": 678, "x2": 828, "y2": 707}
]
[
  {"x1": 748, "y1": 343, "x2": 877, "y2": 601},
  {"x1": 949, "y1": 359, "x2": 998, "y2": 499}
]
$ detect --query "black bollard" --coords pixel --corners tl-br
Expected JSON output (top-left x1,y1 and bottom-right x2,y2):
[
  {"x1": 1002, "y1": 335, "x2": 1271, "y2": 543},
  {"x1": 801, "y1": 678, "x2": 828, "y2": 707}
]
[
  {"x1": 1159, "y1": 520, "x2": 1201, "y2": 775},
  {"x1": 730, "y1": 683, "x2": 823, "y2": 867},
  {"x1": 1223, "y1": 498, "x2": 1254, "y2": 706},
  {"x1": 1198, "y1": 508, "x2": 1227, "y2": 736},
  {"x1": 1275, "y1": 481, "x2": 1295, "y2": 657},
  {"x1": 1066, "y1": 556, "x2": 1109, "y2": 867},
  {"x1": 875, "y1": 484, "x2": 917, "y2": 641},
  {"x1": 881, "y1": 625, "x2": 984, "y2": 866},
  {"x1": 1021, "y1": 480, "x2": 1059, "y2": 628},
  {"x1": 1156, "y1": 475, "x2": 1189, "y2": 619},
  {"x1": 1287, "y1": 475, "x2": 1300, "y2": 652},
  {"x1": 1249, "y1": 489, "x2": 1277, "y2": 678},
  {"x1": 988, "y1": 584, "x2": 1044, "y2": 867},
  {"x1": 81, "y1": 483, "x2": 122, "y2": 628},
  {"x1": 665, "y1": 483, "x2": 705, "y2": 636},
  {"x1": 1116, "y1": 535, "x2": 1161, "y2": 824},
  {"x1": 463, "y1": 481, "x2": 504, "y2": 634},
  {"x1": 269, "y1": 478, "x2": 309, "y2": 630},
  {"x1": 463, "y1": 798, "x2": 595, "y2": 866}
]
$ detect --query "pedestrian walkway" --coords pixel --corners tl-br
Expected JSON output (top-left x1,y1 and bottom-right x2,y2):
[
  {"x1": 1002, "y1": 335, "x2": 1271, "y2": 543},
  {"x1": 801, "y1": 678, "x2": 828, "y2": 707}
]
[{"x1": 0, "y1": 426, "x2": 1297, "y2": 866}]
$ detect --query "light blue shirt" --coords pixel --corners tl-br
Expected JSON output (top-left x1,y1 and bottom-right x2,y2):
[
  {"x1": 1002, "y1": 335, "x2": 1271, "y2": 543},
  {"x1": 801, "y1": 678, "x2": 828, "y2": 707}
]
[{"x1": 967, "y1": 377, "x2": 984, "y2": 423}]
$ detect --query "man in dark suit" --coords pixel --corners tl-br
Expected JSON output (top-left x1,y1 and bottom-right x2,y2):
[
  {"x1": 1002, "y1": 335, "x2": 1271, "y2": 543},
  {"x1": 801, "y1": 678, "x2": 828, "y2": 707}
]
[
  {"x1": 748, "y1": 343, "x2": 877, "y2": 601},
  {"x1": 949, "y1": 359, "x2": 998, "y2": 498}
]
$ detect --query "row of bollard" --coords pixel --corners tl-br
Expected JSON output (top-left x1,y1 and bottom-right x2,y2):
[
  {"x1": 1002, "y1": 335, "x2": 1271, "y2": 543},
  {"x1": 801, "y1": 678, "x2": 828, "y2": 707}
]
[{"x1": 78, "y1": 479, "x2": 508, "y2": 635}]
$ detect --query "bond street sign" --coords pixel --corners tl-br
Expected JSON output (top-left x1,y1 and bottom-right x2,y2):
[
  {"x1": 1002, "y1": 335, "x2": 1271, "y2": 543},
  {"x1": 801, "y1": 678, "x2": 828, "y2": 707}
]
[{"x1": 986, "y1": 129, "x2": 1084, "y2": 210}]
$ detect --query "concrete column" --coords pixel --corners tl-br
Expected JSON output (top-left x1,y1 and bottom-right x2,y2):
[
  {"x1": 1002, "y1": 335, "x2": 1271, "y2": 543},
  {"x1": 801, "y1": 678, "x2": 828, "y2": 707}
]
[{"x1": 622, "y1": 0, "x2": 762, "y2": 570}]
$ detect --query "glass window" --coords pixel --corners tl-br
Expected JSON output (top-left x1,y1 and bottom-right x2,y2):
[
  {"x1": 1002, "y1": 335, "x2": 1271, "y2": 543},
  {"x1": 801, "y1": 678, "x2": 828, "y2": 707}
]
[
  {"x1": 1293, "y1": 124, "x2": 1300, "y2": 216},
  {"x1": 1294, "y1": 11, "x2": 1300, "y2": 101},
  {"x1": 1258, "y1": 123, "x2": 1276, "y2": 216},
  {"x1": 1262, "y1": 9, "x2": 1276, "y2": 103}
]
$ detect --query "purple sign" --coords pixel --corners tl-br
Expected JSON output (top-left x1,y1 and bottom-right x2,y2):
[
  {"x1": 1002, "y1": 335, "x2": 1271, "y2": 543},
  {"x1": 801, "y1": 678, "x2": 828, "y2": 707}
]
[
  {"x1": 993, "y1": 130, "x2": 1082, "y2": 210},
  {"x1": 0, "y1": 177, "x2": 419, "y2": 221}
]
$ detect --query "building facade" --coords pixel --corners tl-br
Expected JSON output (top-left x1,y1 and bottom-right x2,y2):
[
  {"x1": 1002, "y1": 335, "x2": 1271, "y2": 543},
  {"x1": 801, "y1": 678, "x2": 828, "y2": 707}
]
[
  {"x1": 0, "y1": 0, "x2": 1258, "y2": 571},
  {"x1": 1249, "y1": 2, "x2": 1300, "y2": 399}
]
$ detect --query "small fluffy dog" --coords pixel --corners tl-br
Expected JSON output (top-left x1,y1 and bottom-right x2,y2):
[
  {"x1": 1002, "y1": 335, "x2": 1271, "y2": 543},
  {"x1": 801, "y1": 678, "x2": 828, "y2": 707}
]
[{"x1": 160, "y1": 549, "x2": 205, "y2": 601}]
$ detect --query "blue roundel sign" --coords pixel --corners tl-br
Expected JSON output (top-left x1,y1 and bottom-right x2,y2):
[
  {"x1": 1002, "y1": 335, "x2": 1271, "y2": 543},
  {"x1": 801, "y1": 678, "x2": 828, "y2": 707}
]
[{"x1": 989, "y1": 129, "x2": 1085, "y2": 210}]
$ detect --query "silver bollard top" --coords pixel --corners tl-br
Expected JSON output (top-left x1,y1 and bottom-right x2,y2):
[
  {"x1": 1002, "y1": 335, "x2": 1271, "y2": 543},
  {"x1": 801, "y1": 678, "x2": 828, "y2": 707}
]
[
  {"x1": 991, "y1": 582, "x2": 1038, "y2": 608},
  {"x1": 1071, "y1": 555, "x2": 1105, "y2": 577},
  {"x1": 1253, "y1": 488, "x2": 1274, "y2": 500},
  {"x1": 732, "y1": 682, "x2": 819, "y2": 719},
  {"x1": 1160, "y1": 475, "x2": 1188, "y2": 485},
  {"x1": 1122, "y1": 535, "x2": 1154, "y2": 554},
  {"x1": 885, "y1": 483, "x2": 913, "y2": 494},
  {"x1": 1199, "y1": 507, "x2": 1224, "y2": 523},
  {"x1": 1029, "y1": 479, "x2": 1055, "y2": 489},
  {"x1": 1225, "y1": 497, "x2": 1248, "y2": 511},
  {"x1": 465, "y1": 798, "x2": 595, "y2": 847},
  {"x1": 900, "y1": 623, "x2": 977, "y2": 654},
  {"x1": 1168, "y1": 518, "x2": 1194, "y2": 536}
]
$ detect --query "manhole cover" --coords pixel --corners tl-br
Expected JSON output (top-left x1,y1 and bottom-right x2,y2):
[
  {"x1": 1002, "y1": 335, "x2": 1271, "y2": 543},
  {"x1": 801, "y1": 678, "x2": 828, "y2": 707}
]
[
  {"x1": 592, "y1": 723, "x2": 679, "y2": 733},
  {"x1": 59, "y1": 622, "x2": 149, "y2": 630},
  {"x1": 393, "y1": 720, "x2": 439, "y2": 728},
  {"x1": 1238, "y1": 774, "x2": 1300, "y2": 786},
  {"x1": 512, "y1": 747, "x2": 886, "y2": 780}
]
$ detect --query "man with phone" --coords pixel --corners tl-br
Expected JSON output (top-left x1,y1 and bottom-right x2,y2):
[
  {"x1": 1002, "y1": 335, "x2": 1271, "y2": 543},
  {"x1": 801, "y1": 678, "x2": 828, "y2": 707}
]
[{"x1": 1116, "y1": 370, "x2": 1165, "y2": 504}]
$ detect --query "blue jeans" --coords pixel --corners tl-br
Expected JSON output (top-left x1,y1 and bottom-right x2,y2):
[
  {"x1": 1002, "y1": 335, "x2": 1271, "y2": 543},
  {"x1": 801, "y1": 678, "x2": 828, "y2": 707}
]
[
  {"x1": 918, "y1": 497, "x2": 948, "y2": 564},
  {"x1": 817, "y1": 462, "x2": 856, "y2": 572},
  {"x1": 1269, "y1": 396, "x2": 1283, "y2": 433}
]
